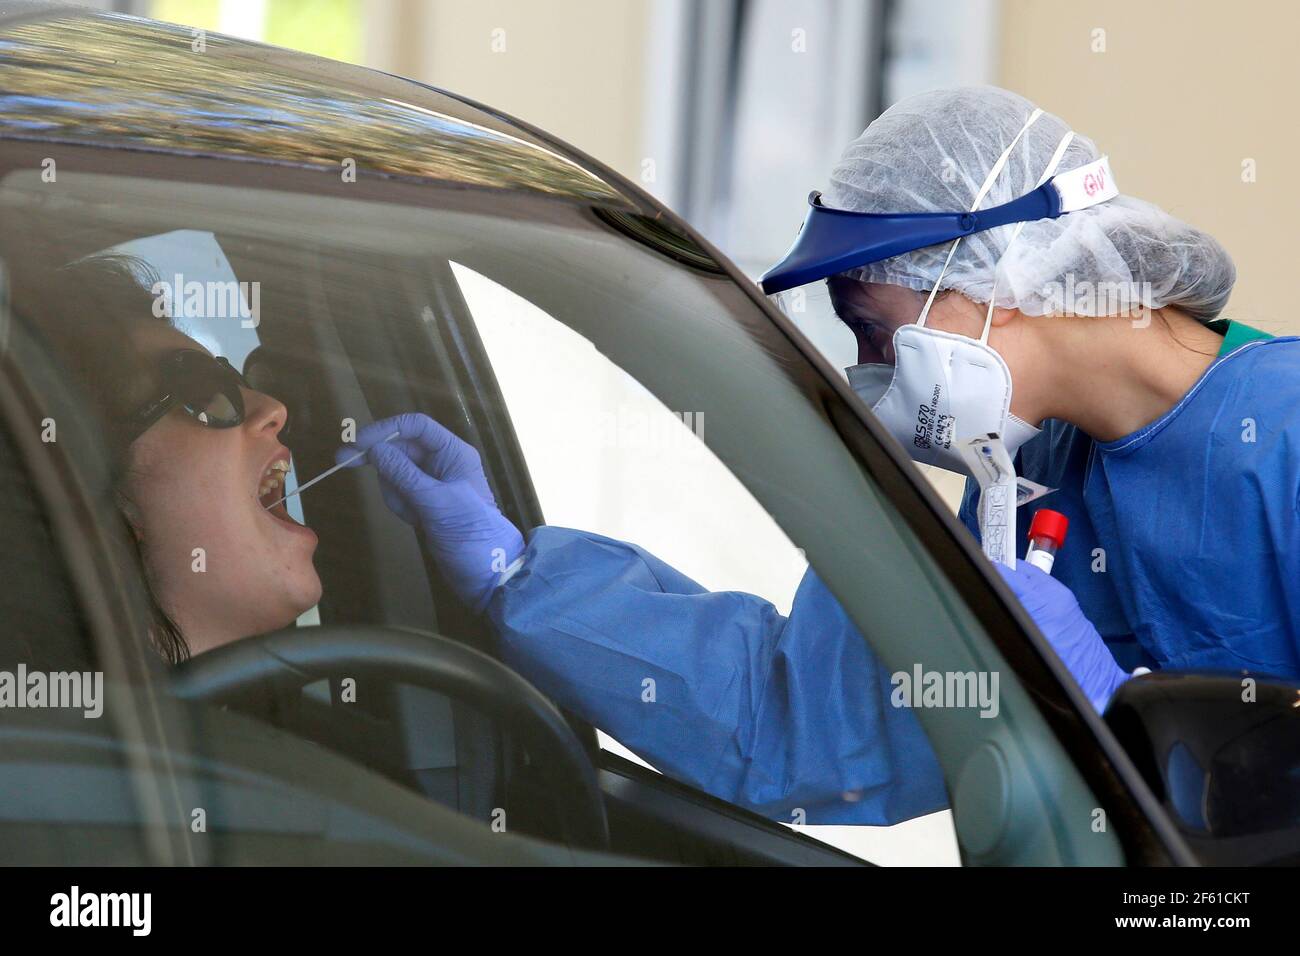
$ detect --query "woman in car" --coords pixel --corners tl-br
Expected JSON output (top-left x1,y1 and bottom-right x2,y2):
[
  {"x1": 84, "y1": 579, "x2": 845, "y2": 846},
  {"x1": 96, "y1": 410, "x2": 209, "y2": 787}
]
[{"x1": 37, "y1": 255, "x2": 322, "y2": 662}]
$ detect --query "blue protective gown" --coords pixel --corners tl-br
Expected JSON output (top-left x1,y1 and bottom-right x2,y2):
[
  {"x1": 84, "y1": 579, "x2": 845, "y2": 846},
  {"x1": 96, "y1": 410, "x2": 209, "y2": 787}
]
[
  {"x1": 961, "y1": 335, "x2": 1300, "y2": 677},
  {"x1": 487, "y1": 527, "x2": 949, "y2": 825}
]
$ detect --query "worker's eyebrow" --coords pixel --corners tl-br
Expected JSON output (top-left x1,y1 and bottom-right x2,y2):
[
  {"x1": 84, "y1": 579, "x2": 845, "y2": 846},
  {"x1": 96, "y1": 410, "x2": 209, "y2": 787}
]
[{"x1": 829, "y1": 288, "x2": 865, "y2": 321}]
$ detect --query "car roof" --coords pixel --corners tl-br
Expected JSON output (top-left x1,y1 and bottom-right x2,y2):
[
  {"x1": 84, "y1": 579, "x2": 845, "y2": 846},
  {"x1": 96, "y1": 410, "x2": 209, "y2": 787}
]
[{"x1": 0, "y1": 2, "x2": 638, "y2": 209}]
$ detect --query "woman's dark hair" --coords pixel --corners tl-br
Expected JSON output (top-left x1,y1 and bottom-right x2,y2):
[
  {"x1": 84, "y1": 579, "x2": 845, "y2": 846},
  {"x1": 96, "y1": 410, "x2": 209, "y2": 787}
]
[{"x1": 30, "y1": 253, "x2": 190, "y2": 664}]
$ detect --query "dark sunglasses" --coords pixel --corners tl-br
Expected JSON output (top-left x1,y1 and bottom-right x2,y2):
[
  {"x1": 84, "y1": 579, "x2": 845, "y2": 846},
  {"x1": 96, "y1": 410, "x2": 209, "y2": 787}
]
[{"x1": 127, "y1": 349, "x2": 259, "y2": 441}]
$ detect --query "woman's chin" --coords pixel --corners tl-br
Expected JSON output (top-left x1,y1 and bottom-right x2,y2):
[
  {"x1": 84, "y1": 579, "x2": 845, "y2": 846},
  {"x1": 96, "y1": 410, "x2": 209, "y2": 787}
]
[
  {"x1": 281, "y1": 569, "x2": 323, "y2": 623},
  {"x1": 238, "y1": 568, "x2": 323, "y2": 638}
]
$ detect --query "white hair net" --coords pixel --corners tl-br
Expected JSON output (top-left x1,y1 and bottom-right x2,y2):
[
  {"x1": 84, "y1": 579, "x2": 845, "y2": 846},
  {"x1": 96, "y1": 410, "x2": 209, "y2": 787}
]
[{"x1": 825, "y1": 87, "x2": 1235, "y2": 321}]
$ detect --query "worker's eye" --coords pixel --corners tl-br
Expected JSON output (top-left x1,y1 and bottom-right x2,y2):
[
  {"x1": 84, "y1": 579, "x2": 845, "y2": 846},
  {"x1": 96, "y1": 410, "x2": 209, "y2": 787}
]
[{"x1": 846, "y1": 315, "x2": 889, "y2": 351}]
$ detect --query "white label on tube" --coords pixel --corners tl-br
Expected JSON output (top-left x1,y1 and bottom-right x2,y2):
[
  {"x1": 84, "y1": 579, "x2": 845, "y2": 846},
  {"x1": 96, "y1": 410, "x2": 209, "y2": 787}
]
[{"x1": 1025, "y1": 546, "x2": 1055, "y2": 574}]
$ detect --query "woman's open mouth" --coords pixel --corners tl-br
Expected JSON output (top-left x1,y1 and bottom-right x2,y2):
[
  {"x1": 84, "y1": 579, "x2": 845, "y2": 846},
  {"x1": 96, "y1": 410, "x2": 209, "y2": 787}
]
[{"x1": 257, "y1": 457, "x2": 306, "y2": 527}]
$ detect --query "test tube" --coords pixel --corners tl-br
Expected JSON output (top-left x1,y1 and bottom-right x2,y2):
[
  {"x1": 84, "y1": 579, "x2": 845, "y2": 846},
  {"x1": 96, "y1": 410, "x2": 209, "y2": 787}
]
[{"x1": 1025, "y1": 508, "x2": 1069, "y2": 574}]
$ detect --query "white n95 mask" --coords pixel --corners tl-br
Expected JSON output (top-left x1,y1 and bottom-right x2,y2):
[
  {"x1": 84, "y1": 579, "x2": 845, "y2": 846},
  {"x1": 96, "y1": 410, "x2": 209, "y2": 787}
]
[
  {"x1": 841, "y1": 108, "x2": 1105, "y2": 476},
  {"x1": 845, "y1": 326, "x2": 1041, "y2": 475}
]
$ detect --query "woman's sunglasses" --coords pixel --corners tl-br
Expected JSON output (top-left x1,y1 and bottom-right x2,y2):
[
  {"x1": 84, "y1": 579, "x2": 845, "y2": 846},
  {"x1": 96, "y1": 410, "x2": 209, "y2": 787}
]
[{"x1": 126, "y1": 349, "x2": 268, "y2": 441}]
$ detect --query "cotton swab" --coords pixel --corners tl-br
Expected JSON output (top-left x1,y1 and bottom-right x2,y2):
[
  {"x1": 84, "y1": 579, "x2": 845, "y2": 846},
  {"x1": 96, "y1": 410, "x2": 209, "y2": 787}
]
[{"x1": 263, "y1": 430, "x2": 401, "y2": 509}]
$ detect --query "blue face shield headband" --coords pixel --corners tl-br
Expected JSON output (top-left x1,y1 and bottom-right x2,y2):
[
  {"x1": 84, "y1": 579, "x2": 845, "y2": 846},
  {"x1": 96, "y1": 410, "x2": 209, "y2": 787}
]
[{"x1": 759, "y1": 154, "x2": 1117, "y2": 295}]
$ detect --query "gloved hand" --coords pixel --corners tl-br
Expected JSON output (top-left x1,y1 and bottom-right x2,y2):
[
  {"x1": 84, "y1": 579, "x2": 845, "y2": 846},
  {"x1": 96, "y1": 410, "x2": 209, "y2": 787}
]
[
  {"x1": 338, "y1": 413, "x2": 525, "y2": 613},
  {"x1": 996, "y1": 560, "x2": 1130, "y2": 713}
]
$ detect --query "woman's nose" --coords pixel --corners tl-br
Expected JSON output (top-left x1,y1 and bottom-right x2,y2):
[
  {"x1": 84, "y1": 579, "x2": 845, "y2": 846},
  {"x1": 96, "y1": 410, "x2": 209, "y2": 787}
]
[{"x1": 243, "y1": 388, "x2": 289, "y2": 439}]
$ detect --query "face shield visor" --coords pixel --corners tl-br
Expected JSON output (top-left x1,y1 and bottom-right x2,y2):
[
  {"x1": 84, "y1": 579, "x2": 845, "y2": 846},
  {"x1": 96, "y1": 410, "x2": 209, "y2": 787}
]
[{"x1": 759, "y1": 155, "x2": 1116, "y2": 298}]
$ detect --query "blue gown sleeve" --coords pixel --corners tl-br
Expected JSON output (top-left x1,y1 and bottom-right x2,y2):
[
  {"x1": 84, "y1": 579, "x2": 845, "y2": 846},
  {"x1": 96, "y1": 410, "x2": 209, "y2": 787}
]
[{"x1": 486, "y1": 525, "x2": 949, "y2": 825}]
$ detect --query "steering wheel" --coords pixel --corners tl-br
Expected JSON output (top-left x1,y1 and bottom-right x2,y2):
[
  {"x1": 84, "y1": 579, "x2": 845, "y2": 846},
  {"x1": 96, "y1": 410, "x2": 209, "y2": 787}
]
[{"x1": 170, "y1": 624, "x2": 609, "y2": 851}]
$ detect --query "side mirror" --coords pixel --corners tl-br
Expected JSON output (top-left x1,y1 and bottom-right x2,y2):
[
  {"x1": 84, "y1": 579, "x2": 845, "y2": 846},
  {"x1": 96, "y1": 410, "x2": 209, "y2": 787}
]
[{"x1": 1105, "y1": 671, "x2": 1300, "y2": 865}]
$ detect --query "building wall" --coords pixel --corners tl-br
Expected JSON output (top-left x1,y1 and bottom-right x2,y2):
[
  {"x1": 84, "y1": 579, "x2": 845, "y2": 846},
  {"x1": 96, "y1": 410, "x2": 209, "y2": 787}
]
[
  {"x1": 369, "y1": 0, "x2": 652, "y2": 185},
  {"x1": 998, "y1": 0, "x2": 1300, "y2": 334}
]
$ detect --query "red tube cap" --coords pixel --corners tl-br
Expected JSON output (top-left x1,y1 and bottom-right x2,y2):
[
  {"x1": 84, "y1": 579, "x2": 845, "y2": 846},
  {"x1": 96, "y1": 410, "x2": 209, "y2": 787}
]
[{"x1": 1028, "y1": 508, "x2": 1069, "y2": 547}]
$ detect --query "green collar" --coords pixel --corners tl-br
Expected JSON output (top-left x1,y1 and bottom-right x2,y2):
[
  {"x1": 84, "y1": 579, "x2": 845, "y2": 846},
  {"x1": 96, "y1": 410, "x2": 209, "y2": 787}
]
[{"x1": 1207, "y1": 318, "x2": 1272, "y2": 357}]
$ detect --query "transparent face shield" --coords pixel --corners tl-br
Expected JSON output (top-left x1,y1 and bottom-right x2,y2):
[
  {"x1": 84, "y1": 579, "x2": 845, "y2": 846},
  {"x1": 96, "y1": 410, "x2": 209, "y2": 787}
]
[{"x1": 767, "y1": 279, "x2": 861, "y2": 374}]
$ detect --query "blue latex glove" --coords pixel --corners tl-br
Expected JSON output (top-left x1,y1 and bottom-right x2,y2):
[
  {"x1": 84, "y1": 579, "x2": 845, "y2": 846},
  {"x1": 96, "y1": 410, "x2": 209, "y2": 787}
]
[
  {"x1": 338, "y1": 413, "x2": 524, "y2": 612},
  {"x1": 996, "y1": 560, "x2": 1131, "y2": 713}
]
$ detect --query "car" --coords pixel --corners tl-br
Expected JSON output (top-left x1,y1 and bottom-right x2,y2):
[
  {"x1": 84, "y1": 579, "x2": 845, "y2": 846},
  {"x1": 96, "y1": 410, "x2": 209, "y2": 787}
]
[{"x1": 0, "y1": 2, "x2": 1292, "y2": 867}]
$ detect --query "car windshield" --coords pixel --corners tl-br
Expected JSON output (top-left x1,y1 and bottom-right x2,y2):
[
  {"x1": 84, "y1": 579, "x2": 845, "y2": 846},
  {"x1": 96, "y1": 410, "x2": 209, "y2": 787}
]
[{"x1": 0, "y1": 138, "x2": 1093, "y2": 865}]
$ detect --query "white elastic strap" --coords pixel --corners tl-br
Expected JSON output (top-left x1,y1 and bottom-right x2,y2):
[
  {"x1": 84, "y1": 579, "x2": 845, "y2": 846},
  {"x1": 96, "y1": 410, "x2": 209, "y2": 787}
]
[
  {"x1": 979, "y1": 130, "x2": 1075, "y2": 343},
  {"x1": 918, "y1": 109, "x2": 1044, "y2": 328}
]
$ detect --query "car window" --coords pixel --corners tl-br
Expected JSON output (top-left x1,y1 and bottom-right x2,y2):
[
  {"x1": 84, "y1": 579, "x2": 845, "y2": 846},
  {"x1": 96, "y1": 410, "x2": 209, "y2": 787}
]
[{"x1": 0, "y1": 153, "x2": 1117, "y2": 866}]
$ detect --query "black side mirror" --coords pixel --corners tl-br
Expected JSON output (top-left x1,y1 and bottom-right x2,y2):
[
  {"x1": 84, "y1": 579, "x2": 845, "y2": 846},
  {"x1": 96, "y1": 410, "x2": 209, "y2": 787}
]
[{"x1": 1105, "y1": 671, "x2": 1300, "y2": 865}]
